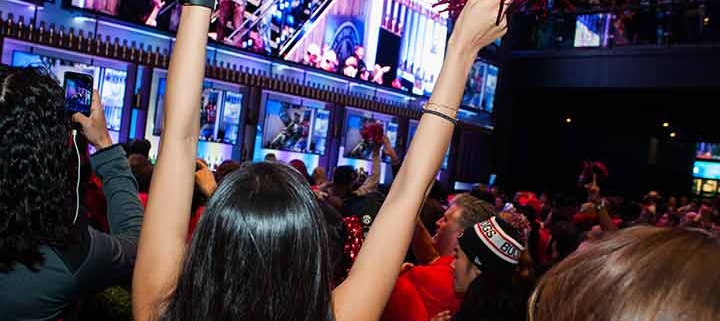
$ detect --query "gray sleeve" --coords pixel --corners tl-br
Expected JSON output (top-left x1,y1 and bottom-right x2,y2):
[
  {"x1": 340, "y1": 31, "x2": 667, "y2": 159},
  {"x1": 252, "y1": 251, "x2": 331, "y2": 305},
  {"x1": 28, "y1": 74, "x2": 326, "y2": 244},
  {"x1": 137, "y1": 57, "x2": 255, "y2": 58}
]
[
  {"x1": 74, "y1": 145, "x2": 144, "y2": 293},
  {"x1": 90, "y1": 145, "x2": 144, "y2": 237}
]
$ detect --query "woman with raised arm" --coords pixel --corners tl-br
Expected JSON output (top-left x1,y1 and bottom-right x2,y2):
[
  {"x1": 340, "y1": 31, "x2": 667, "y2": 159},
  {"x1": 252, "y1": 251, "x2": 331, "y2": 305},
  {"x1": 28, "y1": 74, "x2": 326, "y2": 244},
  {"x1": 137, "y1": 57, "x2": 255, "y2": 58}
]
[{"x1": 131, "y1": 0, "x2": 508, "y2": 320}]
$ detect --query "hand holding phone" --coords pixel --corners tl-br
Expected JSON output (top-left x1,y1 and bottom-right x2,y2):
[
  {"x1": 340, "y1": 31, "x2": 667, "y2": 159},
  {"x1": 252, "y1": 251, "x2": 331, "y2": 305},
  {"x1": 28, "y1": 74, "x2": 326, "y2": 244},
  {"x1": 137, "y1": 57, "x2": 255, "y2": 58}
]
[{"x1": 71, "y1": 90, "x2": 113, "y2": 150}]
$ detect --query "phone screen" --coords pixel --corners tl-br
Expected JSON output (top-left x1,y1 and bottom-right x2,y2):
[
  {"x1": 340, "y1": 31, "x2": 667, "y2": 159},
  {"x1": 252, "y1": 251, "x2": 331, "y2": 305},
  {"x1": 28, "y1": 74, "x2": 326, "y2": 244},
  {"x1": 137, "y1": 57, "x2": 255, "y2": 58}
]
[{"x1": 63, "y1": 72, "x2": 93, "y2": 117}]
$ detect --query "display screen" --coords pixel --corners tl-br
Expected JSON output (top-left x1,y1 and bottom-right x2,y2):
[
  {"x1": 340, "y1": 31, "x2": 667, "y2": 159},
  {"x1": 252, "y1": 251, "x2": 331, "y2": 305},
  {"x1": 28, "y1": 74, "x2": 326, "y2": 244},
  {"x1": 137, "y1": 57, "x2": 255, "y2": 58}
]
[
  {"x1": 574, "y1": 13, "x2": 611, "y2": 47},
  {"x1": 153, "y1": 78, "x2": 243, "y2": 144},
  {"x1": 697, "y1": 142, "x2": 720, "y2": 160},
  {"x1": 693, "y1": 161, "x2": 720, "y2": 180},
  {"x1": 66, "y1": 0, "x2": 326, "y2": 57},
  {"x1": 283, "y1": 0, "x2": 448, "y2": 96},
  {"x1": 220, "y1": 91, "x2": 243, "y2": 145},
  {"x1": 11, "y1": 51, "x2": 126, "y2": 131},
  {"x1": 343, "y1": 110, "x2": 397, "y2": 162},
  {"x1": 261, "y1": 99, "x2": 328, "y2": 155},
  {"x1": 64, "y1": 74, "x2": 93, "y2": 116},
  {"x1": 461, "y1": 59, "x2": 499, "y2": 113},
  {"x1": 483, "y1": 64, "x2": 498, "y2": 113}
]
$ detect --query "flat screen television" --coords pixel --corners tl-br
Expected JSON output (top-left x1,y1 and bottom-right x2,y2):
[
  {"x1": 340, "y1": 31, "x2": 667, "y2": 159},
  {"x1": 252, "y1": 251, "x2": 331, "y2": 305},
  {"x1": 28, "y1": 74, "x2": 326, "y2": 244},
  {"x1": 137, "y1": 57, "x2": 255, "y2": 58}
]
[
  {"x1": 483, "y1": 64, "x2": 498, "y2": 113},
  {"x1": 153, "y1": 78, "x2": 242, "y2": 145},
  {"x1": 696, "y1": 142, "x2": 720, "y2": 161},
  {"x1": 65, "y1": 0, "x2": 326, "y2": 57},
  {"x1": 11, "y1": 51, "x2": 126, "y2": 132},
  {"x1": 573, "y1": 13, "x2": 611, "y2": 47},
  {"x1": 461, "y1": 59, "x2": 499, "y2": 113},
  {"x1": 342, "y1": 110, "x2": 397, "y2": 162},
  {"x1": 693, "y1": 161, "x2": 720, "y2": 180},
  {"x1": 283, "y1": 0, "x2": 448, "y2": 96},
  {"x1": 261, "y1": 99, "x2": 328, "y2": 155}
]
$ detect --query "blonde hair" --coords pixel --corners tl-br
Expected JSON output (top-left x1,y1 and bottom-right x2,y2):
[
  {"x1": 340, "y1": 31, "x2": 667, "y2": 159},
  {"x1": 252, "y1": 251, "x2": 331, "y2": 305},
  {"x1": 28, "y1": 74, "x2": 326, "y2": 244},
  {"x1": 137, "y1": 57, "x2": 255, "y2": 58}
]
[{"x1": 529, "y1": 226, "x2": 720, "y2": 321}]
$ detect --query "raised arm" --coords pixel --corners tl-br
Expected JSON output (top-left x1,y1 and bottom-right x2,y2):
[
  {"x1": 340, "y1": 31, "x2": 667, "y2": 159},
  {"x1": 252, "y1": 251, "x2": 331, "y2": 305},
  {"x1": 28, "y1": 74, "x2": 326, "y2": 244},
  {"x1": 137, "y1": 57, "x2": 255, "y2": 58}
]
[
  {"x1": 331, "y1": 1, "x2": 508, "y2": 321},
  {"x1": 354, "y1": 147, "x2": 381, "y2": 196},
  {"x1": 132, "y1": 5, "x2": 212, "y2": 321}
]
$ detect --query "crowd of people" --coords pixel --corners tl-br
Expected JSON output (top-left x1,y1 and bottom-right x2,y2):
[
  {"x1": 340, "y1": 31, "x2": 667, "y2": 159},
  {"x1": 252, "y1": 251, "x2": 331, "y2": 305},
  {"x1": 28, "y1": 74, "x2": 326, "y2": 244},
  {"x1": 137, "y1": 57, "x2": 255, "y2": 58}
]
[{"x1": 2, "y1": 1, "x2": 720, "y2": 321}]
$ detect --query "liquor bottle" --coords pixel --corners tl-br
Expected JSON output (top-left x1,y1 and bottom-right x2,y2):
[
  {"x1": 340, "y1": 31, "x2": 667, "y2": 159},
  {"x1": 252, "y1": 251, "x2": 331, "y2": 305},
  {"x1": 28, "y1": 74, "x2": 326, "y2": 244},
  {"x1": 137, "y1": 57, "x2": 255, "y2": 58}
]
[
  {"x1": 38, "y1": 21, "x2": 46, "y2": 43},
  {"x1": 68, "y1": 27, "x2": 76, "y2": 49}
]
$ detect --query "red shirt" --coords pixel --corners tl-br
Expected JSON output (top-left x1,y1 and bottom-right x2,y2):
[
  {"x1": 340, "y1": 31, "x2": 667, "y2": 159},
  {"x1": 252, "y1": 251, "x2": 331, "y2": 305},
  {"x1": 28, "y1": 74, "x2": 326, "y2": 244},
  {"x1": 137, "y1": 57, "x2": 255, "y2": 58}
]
[{"x1": 382, "y1": 256, "x2": 461, "y2": 321}]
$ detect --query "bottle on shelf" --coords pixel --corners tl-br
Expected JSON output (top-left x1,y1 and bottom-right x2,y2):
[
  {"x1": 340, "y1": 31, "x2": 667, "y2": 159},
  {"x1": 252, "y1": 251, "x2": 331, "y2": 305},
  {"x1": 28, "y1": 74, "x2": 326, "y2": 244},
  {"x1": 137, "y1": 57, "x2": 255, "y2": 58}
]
[
  {"x1": 17, "y1": 15, "x2": 25, "y2": 39},
  {"x1": 77, "y1": 30, "x2": 86, "y2": 52},
  {"x1": 58, "y1": 26, "x2": 67, "y2": 48},
  {"x1": 38, "y1": 21, "x2": 46, "y2": 43},
  {"x1": 5, "y1": 14, "x2": 15, "y2": 38},
  {"x1": 68, "y1": 27, "x2": 76, "y2": 49}
]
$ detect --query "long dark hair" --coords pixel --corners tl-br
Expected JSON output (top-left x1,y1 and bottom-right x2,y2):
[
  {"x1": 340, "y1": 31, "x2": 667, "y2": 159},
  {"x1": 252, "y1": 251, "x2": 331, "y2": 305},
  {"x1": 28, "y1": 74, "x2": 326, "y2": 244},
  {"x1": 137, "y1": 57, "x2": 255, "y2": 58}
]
[
  {"x1": 0, "y1": 66, "x2": 78, "y2": 272},
  {"x1": 159, "y1": 162, "x2": 335, "y2": 321}
]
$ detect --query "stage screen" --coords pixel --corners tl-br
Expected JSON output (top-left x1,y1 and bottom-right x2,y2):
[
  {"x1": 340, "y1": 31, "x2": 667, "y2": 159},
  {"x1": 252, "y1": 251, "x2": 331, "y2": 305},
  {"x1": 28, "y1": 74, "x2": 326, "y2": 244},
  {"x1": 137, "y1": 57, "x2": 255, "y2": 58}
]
[
  {"x1": 261, "y1": 99, "x2": 328, "y2": 155},
  {"x1": 65, "y1": 0, "x2": 326, "y2": 56},
  {"x1": 343, "y1": 110, "x2": 397, "y2": 162},
  {"x1": 574, "y1": 13, "x2": 611, "y2": 47},
  {"x1": 696, "y1": 142, "x2": 720, "y2": 160},
  {"x1": 11, "y1": 51, "x2": 126, "y2": 133},
  {"x1": 283, "y1": 0, "x2": 448, "y2": 96},
  {"x1": 153, "y1": 78, "x2": 243, "y2": 145},
  {"x1": 693, "y1": 161, "x2": 720, "y2": 180}
]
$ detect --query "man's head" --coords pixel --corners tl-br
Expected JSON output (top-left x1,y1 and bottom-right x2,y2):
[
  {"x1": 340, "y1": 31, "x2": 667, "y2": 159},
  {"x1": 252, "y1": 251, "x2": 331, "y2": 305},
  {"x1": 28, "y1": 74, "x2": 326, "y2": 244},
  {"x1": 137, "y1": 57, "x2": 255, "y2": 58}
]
[
  {"x1": 128, "y1": 139, "x2": 152, "y2": 158},
  {"x1": 433, "y1": 193, "x2": 496, "y2": 256},
  {"x1": 333, "y1": 166, "x2": 356, "y2": 189}
]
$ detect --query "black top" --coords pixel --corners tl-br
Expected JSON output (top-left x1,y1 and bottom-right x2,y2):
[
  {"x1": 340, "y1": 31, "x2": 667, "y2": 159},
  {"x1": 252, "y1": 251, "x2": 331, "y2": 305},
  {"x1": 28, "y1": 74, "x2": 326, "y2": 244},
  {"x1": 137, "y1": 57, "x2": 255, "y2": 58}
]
[{"x1": 0, "y1": 145, "x2": 144, "y2": 321}]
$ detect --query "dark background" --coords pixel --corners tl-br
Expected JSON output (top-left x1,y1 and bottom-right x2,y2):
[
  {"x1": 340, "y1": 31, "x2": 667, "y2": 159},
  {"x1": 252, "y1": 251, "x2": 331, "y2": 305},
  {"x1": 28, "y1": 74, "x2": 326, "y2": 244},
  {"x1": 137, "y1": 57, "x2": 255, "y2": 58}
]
[{"x1": 491, "y1": 45, "x2": 720, "y2": 198}]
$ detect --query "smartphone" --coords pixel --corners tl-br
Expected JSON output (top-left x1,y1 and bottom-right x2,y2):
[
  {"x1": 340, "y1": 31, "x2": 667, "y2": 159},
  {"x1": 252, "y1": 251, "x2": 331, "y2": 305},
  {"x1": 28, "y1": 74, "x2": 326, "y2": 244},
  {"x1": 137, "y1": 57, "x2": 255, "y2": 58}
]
[{"x1": 63, "y1": 71, "x2": 93, "y2": 117}]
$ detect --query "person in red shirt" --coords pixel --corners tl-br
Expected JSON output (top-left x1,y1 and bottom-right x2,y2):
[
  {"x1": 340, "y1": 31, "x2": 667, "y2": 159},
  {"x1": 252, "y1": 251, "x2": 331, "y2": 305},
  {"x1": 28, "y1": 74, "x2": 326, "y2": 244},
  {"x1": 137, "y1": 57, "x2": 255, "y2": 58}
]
[{"x1": 381, "y1": 194, "x2": 496, "y2": 321}]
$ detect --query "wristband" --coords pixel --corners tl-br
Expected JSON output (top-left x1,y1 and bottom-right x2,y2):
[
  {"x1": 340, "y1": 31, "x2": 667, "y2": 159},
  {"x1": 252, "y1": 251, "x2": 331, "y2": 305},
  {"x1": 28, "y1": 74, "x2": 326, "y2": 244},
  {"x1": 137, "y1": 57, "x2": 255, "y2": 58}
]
[{"x1": 179, "y1": 0, "x2": 217, "y2": 10}]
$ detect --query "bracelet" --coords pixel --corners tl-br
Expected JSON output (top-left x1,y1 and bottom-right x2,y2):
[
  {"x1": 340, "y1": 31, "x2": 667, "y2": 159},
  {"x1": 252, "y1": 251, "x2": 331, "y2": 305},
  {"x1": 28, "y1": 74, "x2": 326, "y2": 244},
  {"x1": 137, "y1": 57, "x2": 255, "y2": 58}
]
[
  {"x1": 423, "y1": 109, "x2": 457, "y2": 126},
  {"x1": 179, "y1": 0, "x2": 217, "y2": 10},
  {"x1": 424, "y1": 103, "x2": 458, "y2": 120}
]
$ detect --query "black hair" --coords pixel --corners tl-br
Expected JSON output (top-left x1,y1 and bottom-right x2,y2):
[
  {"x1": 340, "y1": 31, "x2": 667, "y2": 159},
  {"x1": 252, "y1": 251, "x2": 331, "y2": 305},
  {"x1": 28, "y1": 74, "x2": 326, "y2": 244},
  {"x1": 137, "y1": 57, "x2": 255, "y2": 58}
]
[
  {"x1": 452, "y1": 218, "x2": 527, "y2": 321},
  {"x1": 333, "y1": 165, "x2": 355, "y2": 187},
  {"x1": 317, "y1": 199, "x2": 349, "y2": 286},
  {"x1": 128, "y1": 154, "x2": 153, "y2": 194},
  {"x1": 0, "y1": 65, "x2": 78, "y2": 272},
  {"x1": 159, "y1": 162, "x2": 334, "y2": 321},
  {"x1": 550, "y1": 221, "x2": 579, "y2": 260},
  {"x1": 127, "y1": 139, "x2": 152, "y2": 159},
  {"x1": 214, "y1": 159, "x2": 241, "y2": 184}
]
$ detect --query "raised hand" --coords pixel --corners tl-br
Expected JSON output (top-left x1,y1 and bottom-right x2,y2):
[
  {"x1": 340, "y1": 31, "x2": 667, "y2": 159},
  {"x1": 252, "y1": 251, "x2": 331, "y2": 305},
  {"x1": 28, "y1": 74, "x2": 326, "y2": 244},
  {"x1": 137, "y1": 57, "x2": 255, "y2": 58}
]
[{"x1": 448, "y1": 0, "x2": 510, "y2": 54}]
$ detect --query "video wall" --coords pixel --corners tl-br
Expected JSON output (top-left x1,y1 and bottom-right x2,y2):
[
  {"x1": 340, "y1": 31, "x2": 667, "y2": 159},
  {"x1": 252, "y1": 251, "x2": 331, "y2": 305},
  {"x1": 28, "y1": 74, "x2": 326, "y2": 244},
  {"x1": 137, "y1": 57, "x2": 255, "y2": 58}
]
[
  {"x1": 691, "y1": 142, "x2": 720, "y2": 197},
  {"x1": 337, "y1": 107, "x2": 399, "y2": 184},
  {"x1": 460, "y1": 59, "x2": 499, "y2": 113},
  {"x1": 278, "y1": 0, "x2": 448, "y2": 96},
  {"x1": 252, "y1": 92, "x2": 329, "y2": 171},
  {"x1": 261, "y1": 98, "x2": 330, "y2": 155},
  {"x1": 573, "y1": 13, "x2": 611, "y2": 47},
  {"x1": 153, "y1": 78, "x2": 243, "y2": 145},
  {"x1": 10, "y1": 50, "x2": 127, "y2": 143},
  {"x1": 66, "y1": 0, "x2": 326, "y2": 56}
]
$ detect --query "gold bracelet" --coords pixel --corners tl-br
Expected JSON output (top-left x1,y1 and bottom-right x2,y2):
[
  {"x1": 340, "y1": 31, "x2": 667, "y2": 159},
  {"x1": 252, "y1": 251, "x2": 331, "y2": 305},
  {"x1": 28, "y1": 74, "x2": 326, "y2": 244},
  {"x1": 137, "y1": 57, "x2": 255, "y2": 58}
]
[{"x1": 423, "y1": 103, "x2": 458, "y2": 120}]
